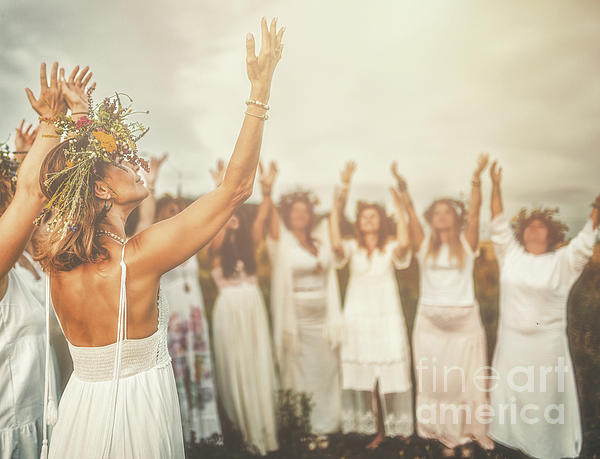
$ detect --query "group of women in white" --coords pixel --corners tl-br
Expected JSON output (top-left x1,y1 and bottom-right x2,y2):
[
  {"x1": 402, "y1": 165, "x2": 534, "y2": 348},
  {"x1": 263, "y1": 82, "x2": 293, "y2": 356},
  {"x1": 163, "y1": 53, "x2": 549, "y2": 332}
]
[{"x1": 0, "y1": 17, "x2": 598, "y2": 459}]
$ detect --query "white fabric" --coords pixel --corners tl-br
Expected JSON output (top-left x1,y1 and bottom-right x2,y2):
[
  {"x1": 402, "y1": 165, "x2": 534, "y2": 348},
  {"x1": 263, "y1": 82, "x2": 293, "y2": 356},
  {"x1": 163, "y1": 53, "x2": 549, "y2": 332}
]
[
  {"x1": 46, "y1": 244, "x2": 185, "y2": 459},
  {"x1": 266, "y1": 218, "x2": 342, "y2": 434},
  {"x1": 416, "y1": 229, "x2": 478, "y2": 306},
  {"x1": 488, "y1": 212, "x2": 598, "y2": 459},
  {"x1": 162, "y1": 256, "x2": 222, "y2": 442},
  {"x1": 211, "y1": 268, "x2": 278, "y2": 455},
  {"x1": 267, "y1": 218, "x2": 344, "y2": 384},
  {"x1": 0, "y1": 269, "x2": 58, "y2": 459},
  {"x1": 335, "y1": 238, "x2": 414, "y2": 437}
]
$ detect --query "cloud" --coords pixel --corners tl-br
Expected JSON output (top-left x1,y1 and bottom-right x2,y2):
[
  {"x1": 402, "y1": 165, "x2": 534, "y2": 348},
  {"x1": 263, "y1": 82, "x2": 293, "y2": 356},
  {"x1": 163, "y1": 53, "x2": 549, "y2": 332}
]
[{"x1": 1, "y1": 0, "x2": 598, "y2": 234}]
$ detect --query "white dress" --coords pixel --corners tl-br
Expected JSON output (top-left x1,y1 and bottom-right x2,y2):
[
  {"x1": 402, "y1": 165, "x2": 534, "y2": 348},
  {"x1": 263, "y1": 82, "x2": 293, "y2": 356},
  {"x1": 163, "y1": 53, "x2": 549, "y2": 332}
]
[
  {"x1": 47, "y1": 244, "x2": 185, "y2": 458},
  {"x1": 162, "y1": 256, "x2": 221, "y2": 443},
  {"x1": 412, "y1": 230, "x2": 493, "y2": 449},
  {"x1": 0, "y1": 269, "x2": 58, "y2": 459},
  {"x1": 335, "y1": 239, "x2": 414, "y2": 437},
  {"x1": 266, "y1": 220, "x2": 343, "y2": 434},
  {"x1": 211, "y1": 261, "x2": 278, "y2": 455},
  {"x1": 489, "y1": 212, "x2": 598, "y2": 459}
]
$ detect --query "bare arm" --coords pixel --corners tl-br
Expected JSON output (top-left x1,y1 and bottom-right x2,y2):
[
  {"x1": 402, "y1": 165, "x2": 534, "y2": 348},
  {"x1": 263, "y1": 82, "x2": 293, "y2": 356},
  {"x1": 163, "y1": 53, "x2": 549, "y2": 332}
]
[
  {"x1": 329, "y1": 186, "x2": 345, "y2": 259},
  {"x1": 490, "y1": 160, "x2": 503, "y2": 218},
  {"x1": 465, "y1": 153, "x2": 488, "y2": 251},
  {"x1": 134, "y1": 154, "x2": 167, "y2": 234},
  {"x1": 0, "y1": 63, "x2": 70, "y2": 277},
  {"x1": 390, "y1": 186, "x2": 410, "y2": 260},
  {"x1": 253, "y1": 160, "x2": 278, "y2": 243},
  {"x1": 131, "y1": 18, "x2": 285, "y2": 275},
  {"x1": 391, "y1": 162, "x2": 424, "y2": 251}
]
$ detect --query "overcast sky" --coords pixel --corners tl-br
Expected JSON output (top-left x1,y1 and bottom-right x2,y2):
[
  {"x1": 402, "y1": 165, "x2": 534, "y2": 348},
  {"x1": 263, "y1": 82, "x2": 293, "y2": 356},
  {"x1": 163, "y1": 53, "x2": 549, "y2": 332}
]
[{"x1": 1, "y1": 0, "x2": 599, "y2": 235}]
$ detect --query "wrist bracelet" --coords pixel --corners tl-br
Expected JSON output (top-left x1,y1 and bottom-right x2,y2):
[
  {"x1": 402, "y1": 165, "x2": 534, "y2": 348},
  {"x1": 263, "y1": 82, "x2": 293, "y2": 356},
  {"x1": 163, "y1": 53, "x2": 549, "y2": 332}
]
[
  {"x1": 246, "y1": 99, "x2": 270, "y2": 110},
  {"x1": 472, "y1": 179, "x2": 481, "y2": 186},
  {"x1": 245, "y1": 111, "x2": 269, "y2": 121}
]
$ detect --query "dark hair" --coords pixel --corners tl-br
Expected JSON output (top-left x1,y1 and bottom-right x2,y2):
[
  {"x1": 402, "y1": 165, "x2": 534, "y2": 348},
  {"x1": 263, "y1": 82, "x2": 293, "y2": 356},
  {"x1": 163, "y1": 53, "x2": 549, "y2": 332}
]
[
  {"x1": 155, "y1": 194, "x2": 186, "y2": 222},
  {"x1": 354, "y1": 201, "x2": 389, "y2": 250},
  {"x1": 423, "y1": 198, "x2": 466, "y2": 267},
  {"x1": 278, "y1": 190, "x2": 319, "y2": 247},
  {"x1": 219, "y1": 209, "x2": 257, "y2": 278},
  {"x1": 512, "y1": 207, "x2": 568, "y2": 251},
  {"x1": 37, "y1": 138, "x2": 112, "y2": 272}
]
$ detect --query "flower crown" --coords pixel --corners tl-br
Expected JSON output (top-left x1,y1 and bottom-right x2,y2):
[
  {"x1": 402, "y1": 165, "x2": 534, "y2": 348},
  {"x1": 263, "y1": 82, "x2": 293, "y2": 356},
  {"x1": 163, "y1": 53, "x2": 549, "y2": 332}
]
[
  {"x1": 0, "y1": 142, "x2": 18, "y2": 189},
  {"x1": 36, "y1": 89, "x2": 150, "y2": 236},
  {"x1": 424, "y1": 197, "x2": 467, "y2": 229},
  {"x1": 278, "y1": 188, "x2": 320, "y2": 211},
  {"x1": 511, "y1": 207, "x2": 569, "y2": 249}
]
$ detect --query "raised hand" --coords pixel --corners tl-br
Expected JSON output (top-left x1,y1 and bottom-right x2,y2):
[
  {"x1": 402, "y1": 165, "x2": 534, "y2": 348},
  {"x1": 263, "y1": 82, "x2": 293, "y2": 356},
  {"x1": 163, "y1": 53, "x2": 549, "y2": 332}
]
[
  {"x1": 246, "y1": 17, "x2": 285, "y2": 99},
  {"x1": 25, "y1": 62, "x2": 67, "y2": 120},
  {"x1": 390, "y1": 186, "x2": 404, "y2": 210},
  {"x1": 340, "y1": 160, "x2": 356, "y2": 186},
  {"x1": 490, "y1": 160, "x2": 502, "y2": 185},
  {"x1": 210, "y1": 159, "x2": 226, "y2": 187},
  {"x1": 144, "y1": 153, "x2": 168, "y2": 189},
  {"x1": 258, "y1": 160, "x2": 278, "y2": 196},
  {"x1": 59, "y1": 65, "x2": 96, "y2": 117},
  {"x1": 391, "y1": 161, "x2": 407, "y2": 192},
  {"x1": 14, "y1": 120, "x2": 38, "y2": 152},
  {"x1": 474, "y1": 152, "x2": 489, "y2": 178}
]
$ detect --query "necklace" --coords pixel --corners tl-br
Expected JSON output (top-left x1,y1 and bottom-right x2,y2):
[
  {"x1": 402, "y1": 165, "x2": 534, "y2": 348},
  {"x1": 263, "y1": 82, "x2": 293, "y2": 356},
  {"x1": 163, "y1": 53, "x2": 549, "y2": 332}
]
[{"x1": 97, "y1": 230, "x2": 126, "y2": 245}]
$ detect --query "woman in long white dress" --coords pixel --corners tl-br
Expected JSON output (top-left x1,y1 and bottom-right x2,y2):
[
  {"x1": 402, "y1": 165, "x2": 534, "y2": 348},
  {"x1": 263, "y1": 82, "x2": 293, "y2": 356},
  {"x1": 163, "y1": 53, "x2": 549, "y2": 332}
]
[
  {"x1": 396, "y1": 157, "x2": 494, "y2": 457},
  {"x1": 208, "y1": 199, "x2": 278, "y2": 455},
  {"x1": 487, "y1": 162, "x2": 599, "y2": 459},
  {"x1": 260, "y1": 162, "x2": 343, "y2": 436},
  {"x1": 32, "y1": 19, "x2": 284, "y2": 458},
  {"x1": 156, "y1": 197, "x2": 222, "y2": 444},
  {"x1": 330, "y1": 163, "x2": 414, "y2": 450},
  {"x1": 0, "y1": 143, "x2": 59, "y2": 459}
]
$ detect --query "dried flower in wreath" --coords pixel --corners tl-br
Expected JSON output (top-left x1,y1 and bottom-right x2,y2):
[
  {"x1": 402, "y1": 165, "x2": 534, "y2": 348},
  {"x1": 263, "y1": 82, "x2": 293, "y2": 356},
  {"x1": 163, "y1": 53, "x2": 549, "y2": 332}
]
[
  {"x1": 511, "y1": 207, "x2": 569, "y2": 250},
  {"x1": 36, "y1": 89, "x2": 150, "y2": 238}
]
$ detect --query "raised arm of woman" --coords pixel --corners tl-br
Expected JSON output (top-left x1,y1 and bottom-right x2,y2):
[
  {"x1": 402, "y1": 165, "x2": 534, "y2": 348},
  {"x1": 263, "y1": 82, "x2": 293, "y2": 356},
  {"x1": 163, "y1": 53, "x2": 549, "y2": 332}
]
[
  {"x1": 490, "y1": 160, "x2": 503, "y2": 218},
  {"x1": 464, "y1": 153, "x2": 488, "y2": 251},
  {"x1": 133, "y1": 18, "x2": 284, "y2": 276},
  {"x1": 253, "y1": 160, "x2": 277, "y2": 244},
  {"x1": 391, "y1": 161, "x2": 424, "y2": 252},
  {"x1": 0, "y1": 63, "x2": 93, "y2": 277},
  {"x1": 390, "y1": 186, "x2": 411, "y2": 261},
  {"x1": 329, "y1": 185, "x2": 345, "y2": 260},
  {"x1": 133, "y1": 154, "x2": 167, "y2": 235}
]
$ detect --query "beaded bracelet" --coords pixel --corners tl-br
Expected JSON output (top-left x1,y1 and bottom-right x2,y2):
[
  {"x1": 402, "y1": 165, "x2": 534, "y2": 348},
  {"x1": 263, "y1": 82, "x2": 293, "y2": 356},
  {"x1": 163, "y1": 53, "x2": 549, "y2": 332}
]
[
  {"x1": 245, "y1": 111, "x2": 269, "y2": 121},
  {"x1": 245, "y1": 99, "x2": 270, "y2": 110}
]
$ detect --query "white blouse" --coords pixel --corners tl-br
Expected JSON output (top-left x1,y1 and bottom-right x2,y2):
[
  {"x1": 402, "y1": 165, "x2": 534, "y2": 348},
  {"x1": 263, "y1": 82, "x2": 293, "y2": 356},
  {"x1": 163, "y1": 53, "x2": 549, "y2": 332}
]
[{"x1": 416, "y1": 229, "x2": 479, "y2": 307}]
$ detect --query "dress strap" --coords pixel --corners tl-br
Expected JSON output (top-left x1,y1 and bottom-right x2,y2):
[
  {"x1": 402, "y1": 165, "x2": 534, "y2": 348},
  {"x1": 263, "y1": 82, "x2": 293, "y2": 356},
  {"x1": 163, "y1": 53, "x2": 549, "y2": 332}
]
[
  {"x1": 40, "y1": 275, "x2": 58, "y2": 459},
  {"x1": 100, "y1": 241, "x2": 128, "y2": 458}
]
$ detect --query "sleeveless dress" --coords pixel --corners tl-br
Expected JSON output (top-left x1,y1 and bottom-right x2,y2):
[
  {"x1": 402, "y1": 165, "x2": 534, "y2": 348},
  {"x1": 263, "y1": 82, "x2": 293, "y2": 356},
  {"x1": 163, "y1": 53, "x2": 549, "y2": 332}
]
[
  {"x1": 412, "y1": 229, "x2": 493, "y2": 450},
  {"x1": 162, "y1": 256, "x2": 221, "y2": 443},
  {"x1": 211, "y1": 261, "x2": 278, "y2": 456},
  {"x1": 46, "y1": 244, "x2": 185, "y2": 459},
  {"x1": 0, "y1": 268, "x2": 58, "y2": 459}
]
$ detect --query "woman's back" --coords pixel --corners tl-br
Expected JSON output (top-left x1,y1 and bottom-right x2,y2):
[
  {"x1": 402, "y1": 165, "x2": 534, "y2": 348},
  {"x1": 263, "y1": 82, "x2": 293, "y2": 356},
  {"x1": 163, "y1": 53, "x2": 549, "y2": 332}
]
[{"x1": 51, "y1": 241, "x2": 159, "y2": 347}]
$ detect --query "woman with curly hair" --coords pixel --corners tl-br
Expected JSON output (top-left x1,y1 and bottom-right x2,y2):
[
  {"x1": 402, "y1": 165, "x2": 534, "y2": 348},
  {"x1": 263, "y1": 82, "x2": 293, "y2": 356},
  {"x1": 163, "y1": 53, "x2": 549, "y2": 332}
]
[
  {"x1": 330, "y1": 162, "x2": 413, "y2": 450},
  {"x1": 206, "y1": 159, "x2": 278, "y2": 456},
  {"x1": 398, "y1": 154, "x2": 494, "y2": 457},
  {"x1": 487, "y1": 161, "x2": 599, "y2": 459},
  {"x1": 36, "y1": 18, "x2": 284, "y2": 459},
  {"x1": 261, "y1": 161, "x2": 343, "y2": 437}
]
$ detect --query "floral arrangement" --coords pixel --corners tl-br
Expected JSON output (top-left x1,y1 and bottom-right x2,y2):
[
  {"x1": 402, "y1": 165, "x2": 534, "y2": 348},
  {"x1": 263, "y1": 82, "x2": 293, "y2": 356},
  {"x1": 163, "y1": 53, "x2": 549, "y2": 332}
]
[{"x1": 36, "y1": 89, "x2": 150, "y2": 236}]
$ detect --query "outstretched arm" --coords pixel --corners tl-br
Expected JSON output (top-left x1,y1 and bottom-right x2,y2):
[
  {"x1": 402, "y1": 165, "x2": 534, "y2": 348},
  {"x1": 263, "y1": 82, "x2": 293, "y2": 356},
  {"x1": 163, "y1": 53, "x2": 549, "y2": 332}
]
[
  {"x1": 391, "y1": 162, "x2": 424, "y2": 251},
  {"x1": 390, "y1": 186, "x2": 411, "y2": 262},
  {"x1": 329, "y1": 186, "x2": 345, "y2": 259},
  {"x1": 134, "y1": 154, "x2": 167, "y2": 234},
  {"x1": 252, "y1": 161, "x2": 277, "y2": 244},
  {"x1": 464, "y1": 153, "x2": 488, "y2": 251},
  {"x1": 0, "y1": 63, "x2": 72, "y2": 277},
  {"x1": 132, "y1": 18, "x2": 285, "y2": 276},
  {"x1": 490, "y1": 160, "x2": 503, "y2": 218}
]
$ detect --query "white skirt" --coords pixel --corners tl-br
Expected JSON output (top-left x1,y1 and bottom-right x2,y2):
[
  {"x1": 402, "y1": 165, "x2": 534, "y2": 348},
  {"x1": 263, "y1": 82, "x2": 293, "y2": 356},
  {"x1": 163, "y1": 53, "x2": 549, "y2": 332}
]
[
  {"x1": 212, "y1": 282, "x2": 278, "y2": 455},
  {"x1": 48, "y1": 364, "x2": 185, "y2": 458}
]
